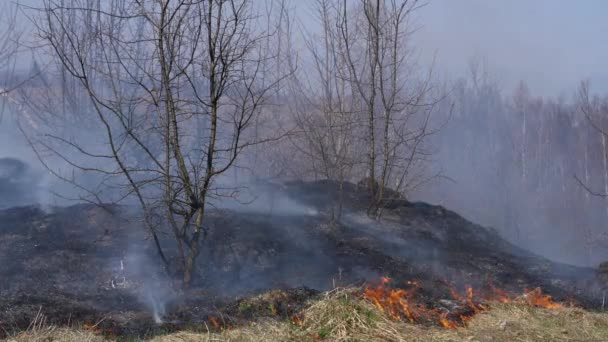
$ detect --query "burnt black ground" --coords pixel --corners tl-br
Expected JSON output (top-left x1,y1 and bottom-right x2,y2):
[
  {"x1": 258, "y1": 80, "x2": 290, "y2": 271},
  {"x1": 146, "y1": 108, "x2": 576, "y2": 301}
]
[{"x1": 0, "y1": 180, "x2": 602, "y2": 338}]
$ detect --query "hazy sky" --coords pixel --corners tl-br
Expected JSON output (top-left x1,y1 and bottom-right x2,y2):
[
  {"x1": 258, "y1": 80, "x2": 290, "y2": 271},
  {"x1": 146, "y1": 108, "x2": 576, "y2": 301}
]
[
  {"x1": 4, "y1": 0, "x2": 607, "y2": 97},
  {"x1": 413, "y1": 0, "x2": 608, "y2": 96},
  {"x1": 3, "y1": 0, "x2": 606, "y2": 160}
]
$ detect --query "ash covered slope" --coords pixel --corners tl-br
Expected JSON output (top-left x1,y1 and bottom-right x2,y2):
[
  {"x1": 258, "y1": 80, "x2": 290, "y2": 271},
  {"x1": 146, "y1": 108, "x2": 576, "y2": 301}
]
[
  {"x1": 284, "y1": 181, "x2": 599, "y2": 302},
  {"x1": 0, "y1": 180, "x2": 602, "y2": 335}
]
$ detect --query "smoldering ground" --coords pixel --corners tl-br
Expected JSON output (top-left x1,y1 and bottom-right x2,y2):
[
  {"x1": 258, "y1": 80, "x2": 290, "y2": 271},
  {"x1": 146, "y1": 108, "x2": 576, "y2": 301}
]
[
  {"x1": 0, "y1": 1, "x2": 606, "y2": 338},
  {"x1": 0, "y1": 179, "x2": 603, "y2": 338}
]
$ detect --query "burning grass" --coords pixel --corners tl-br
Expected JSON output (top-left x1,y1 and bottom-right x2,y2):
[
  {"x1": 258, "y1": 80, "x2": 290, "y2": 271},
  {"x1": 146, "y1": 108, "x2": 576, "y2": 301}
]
[
  {"x1": 361, "y1": 277, "x2": 569, "y2": 330},
  {"x1": 7, "y1": 287, "x2": 608, "y2": 342}
]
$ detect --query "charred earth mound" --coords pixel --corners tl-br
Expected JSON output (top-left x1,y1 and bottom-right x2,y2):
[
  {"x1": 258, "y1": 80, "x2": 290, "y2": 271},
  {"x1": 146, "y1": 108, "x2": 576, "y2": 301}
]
[{"x1": 0, "y1": 180, "x2": 602, "y2": 337}]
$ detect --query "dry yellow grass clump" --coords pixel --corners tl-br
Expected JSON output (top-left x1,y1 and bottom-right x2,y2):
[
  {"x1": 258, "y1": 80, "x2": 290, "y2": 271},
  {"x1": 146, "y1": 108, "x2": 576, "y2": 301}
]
[
  {"x1": 7, "y1": 326, "x2": 105, "y2": 342},
  {"x1": 7, "y1": 289, "x2": 608, "y2": 342}
]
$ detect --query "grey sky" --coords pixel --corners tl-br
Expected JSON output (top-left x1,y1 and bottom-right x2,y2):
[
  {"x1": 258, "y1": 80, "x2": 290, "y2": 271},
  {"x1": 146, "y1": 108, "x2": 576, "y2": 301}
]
[
  {"x1": 412, "y1": 0, "x2": 608, "y2": 96},
  {"x1": 5, "y1": 0, "x2": 608, "y2": 97}
]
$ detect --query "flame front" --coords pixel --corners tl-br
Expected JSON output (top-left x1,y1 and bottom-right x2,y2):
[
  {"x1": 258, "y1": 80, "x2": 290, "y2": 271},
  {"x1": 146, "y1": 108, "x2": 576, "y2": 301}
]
[
  {"x1": 486, "y1": 285, "x2": 511, "y2": 303},
  {"x1": 363, "y1": 277, "x2": 422, "y2": 322},
  {"x1": 209, "y1": 316, "x2": 221, "y2": 330},
  {"x1": 291, "y1": 313, "x2": 304, "y2": 326},
  {"x1": 439, "y1": 312, "x2": 460, "y2": 329},
  {"x1": 363, "y1": 277, "x2": 462, "y2": 327},
  {"x1": 523, "y1": 287, "x2": 562, "y2": 309},
  {"x1": 363, "y1": 278, "x2": 567, "y2": 329},
  {"x1": 82, "y1": 322, "x2": 102, "y2": 334}
]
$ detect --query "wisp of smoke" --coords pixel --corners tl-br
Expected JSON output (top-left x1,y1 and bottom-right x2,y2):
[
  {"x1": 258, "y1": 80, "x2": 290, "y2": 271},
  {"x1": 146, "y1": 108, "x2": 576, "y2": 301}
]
[
  {"x1": 115, "y1": 251, "x2": 175, "y2": 324},
  {"x1": 0, "y1": 157, "x2": 41, "y2": 209},
  {"x1": 213, "y1": 181, "x2": 319, "y2": 217}
]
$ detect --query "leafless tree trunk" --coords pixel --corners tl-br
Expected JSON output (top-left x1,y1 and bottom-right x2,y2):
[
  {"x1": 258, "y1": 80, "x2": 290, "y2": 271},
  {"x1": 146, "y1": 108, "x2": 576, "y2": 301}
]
[
  {"x1": 577, "y1": 82, "x2": 608, "y2": 201},
  {"x1": 286, "y1": 0, "x2": 359, "y2": 223},
  {"x1": 285, "y1": 0, "x2": 442, "y2": 220},
  {"x1": 337, "y1": 0, "x2": 442, "y2": 216},
  {"x1": 0, "y1": 1, "x2": 24, "y2": 121},
  {"x1": 31, "y1": 0, "x2": 285, "y2": 286}
]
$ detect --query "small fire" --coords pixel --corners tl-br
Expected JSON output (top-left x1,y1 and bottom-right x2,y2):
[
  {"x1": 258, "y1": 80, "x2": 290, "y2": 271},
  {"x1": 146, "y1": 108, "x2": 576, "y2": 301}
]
[
  {"x1": 82, "y1": 322, "x2": 101, "y2": 334},
  {"x1": 443, "y1": 285, "x2": 487, "y2": 327},
  {"x1": 208, "y1": 316, "x2": 221, "y2": 330},
  {"x1": 523, "y1": 287, "x2": 562, "y2": 309},
  {"x1": 363, "y1": 277, "x2": 460, "y2": 327},
  {"x1": 363, "y1": 277, "x2": 567, "y2": 329},
  {"x1": 291, "y1": 313, "x2": 304, "y2": 326},
  {"x1": 485, "y1": 285, "x2": 511, "y2": 303},
  {"x1": 363, "y1": 277, "x2": 422, "y2": 322},
  {"x1": 439, "y1": 312, "x2": 460, "y2": 329}
]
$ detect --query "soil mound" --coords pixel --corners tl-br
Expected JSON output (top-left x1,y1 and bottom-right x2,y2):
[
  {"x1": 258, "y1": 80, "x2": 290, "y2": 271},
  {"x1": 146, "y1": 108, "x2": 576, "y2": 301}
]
[{"x1": 0, "y1": 181, "x2": 601, "y2": 337}]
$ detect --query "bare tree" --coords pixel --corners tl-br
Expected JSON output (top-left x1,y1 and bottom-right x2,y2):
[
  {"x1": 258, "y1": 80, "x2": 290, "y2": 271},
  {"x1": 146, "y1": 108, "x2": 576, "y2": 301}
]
[
  {"x1": 576, "y1": 81, "x2": 608, "y2": 199},
  {"x1": 337, "y1": 0, "x2": 443, "y2": 216},
  {"x1": 285, "y1": 0, "x2": 359, "y2": 222},
  {"x1": 31, "y1": 0, "x2": 285, "y2": 286},
  {"x1": 0, "y1": 1, "x2": 24, "y2": 121},
  {"x1": 283, "y1": 0, "x2": 444, "y2": 220}
]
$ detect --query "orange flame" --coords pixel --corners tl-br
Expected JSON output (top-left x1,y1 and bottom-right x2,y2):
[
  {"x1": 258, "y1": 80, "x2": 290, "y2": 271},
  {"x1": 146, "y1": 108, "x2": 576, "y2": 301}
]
[
  {"x1": 439, "y1": 312, "x2": 460, "y2": 329},
  {"x1": 523, "y1": 287, "x2": 563, "y2": 309},
  {"x1": 363, "y1": 277, "x2": 465, "y2": 327},
  {"x1": 362, "y1": 277, "x2": 420, "y2": 322},
  {"x1": 485, "y1": 285, "x2": 511, "y2": 303},
  {"x1": 363, "y1": 277, "x2": 567, "y2": 329},
  {"x1": 82, "y1": 322, "x2": 101, "y2": 334},
  {"x1": 209, "y1": 316, "x2": 221, "y2": 330},
  {"x1": 291, "y1": 313, "x2": 304, "y2": 326}
]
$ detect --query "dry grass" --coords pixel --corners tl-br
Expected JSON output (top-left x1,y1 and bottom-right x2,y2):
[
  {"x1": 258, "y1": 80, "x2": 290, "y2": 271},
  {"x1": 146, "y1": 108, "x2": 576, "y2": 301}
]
[
  {"x1": 4, "y1": 307, "x2": 106, "y2": 342},
  {"x1": 6, "y1": 289, "x2": 608, "y2": 342},
  {"x1": 7, "y1": 327, "x2": 106, "y2": 342}
]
